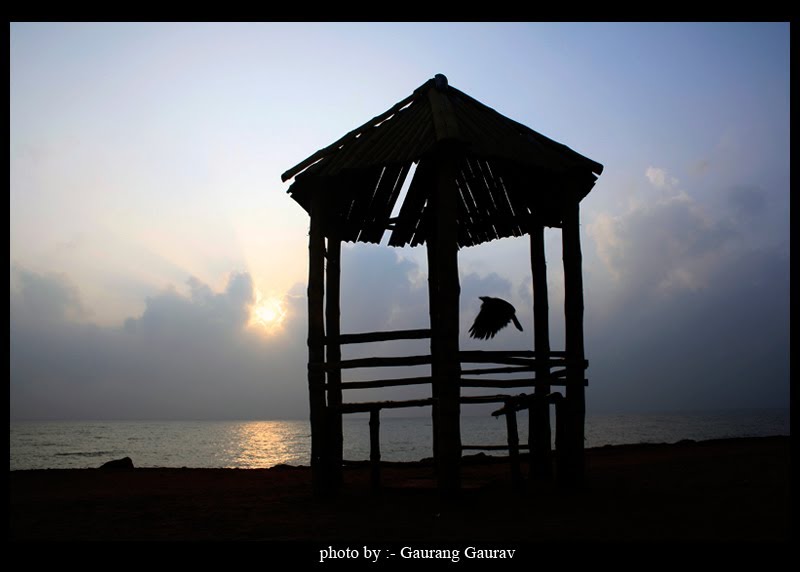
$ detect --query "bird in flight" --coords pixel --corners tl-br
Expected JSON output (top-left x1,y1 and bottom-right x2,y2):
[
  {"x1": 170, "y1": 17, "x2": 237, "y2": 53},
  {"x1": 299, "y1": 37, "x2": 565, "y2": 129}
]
[{"x1": 468, "y1": 296, "x2": 523, "y2": 340}]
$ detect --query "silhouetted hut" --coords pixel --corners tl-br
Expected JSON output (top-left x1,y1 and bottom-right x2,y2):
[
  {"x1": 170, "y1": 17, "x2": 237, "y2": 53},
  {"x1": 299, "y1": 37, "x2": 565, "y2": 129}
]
[{"x1": 281, "y1": 75, "x2": 603, "y2": 496}]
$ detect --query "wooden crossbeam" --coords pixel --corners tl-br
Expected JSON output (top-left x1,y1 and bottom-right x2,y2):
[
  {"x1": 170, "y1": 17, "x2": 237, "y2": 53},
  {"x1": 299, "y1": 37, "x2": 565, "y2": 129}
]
[
  {"x1": 338, "y1": 398, "x2": 434, "y2": 414},
  {"x1": 323, "y1": 329, "x2": 431, "y2": 345},
  {"x1": 331, "y1": 376, "x2": 432, "y2": 390},
  {"x1": 320, "y1": 355, "x2": 432, "y2": 371},
  {"x1": 462, "y1": 445, "x2": 531, "y2": 451}
]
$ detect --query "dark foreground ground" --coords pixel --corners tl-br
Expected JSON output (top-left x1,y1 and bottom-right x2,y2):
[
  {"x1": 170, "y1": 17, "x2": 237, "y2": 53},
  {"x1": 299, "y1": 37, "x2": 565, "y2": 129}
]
[{"x1": 9, "y1": 436, "x2": 791, "y2": 544}]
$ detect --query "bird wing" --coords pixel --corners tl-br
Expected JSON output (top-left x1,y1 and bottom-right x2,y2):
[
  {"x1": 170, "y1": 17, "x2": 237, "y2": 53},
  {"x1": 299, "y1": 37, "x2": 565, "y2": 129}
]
[{"x1": 468, "y1": 303, "x2": 513, "y2": 340}]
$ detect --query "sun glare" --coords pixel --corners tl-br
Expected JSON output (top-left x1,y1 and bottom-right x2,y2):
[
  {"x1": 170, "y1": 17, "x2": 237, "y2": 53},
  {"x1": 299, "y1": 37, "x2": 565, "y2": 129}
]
[{"x1": 249, "y1": 293, "x2": 287, "y2": 334}]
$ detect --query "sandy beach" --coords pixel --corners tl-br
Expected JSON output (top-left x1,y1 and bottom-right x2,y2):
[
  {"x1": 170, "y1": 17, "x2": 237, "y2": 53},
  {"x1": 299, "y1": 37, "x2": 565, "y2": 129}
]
[{"x1": 9, "y1": 436, "x2": 790, "y2": 546}]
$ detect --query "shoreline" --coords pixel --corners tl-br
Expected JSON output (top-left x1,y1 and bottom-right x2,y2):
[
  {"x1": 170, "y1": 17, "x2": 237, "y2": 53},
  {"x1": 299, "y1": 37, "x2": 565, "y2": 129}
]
[
  {"x1": 10, "y1": 433, "x2": 790, "y2": 472},
  {"x1": 10, "y1": 436, "x2": 791, "y2": 542}
]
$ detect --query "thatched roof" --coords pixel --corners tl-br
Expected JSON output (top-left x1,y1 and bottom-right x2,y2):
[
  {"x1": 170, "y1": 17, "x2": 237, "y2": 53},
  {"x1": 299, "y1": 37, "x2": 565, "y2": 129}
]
[{"x1": 282, "y1": 74, "x2": 603, "y2": 248}]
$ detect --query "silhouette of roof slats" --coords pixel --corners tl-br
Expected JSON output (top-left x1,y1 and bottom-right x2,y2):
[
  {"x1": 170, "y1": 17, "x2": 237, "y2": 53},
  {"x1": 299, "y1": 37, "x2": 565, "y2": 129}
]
[
  {"x1": 388, "y1": 158, "x2": 434, "y2": 247},
  {"x1": 358, "y1": 163, "x2": 410, "y2": 244},
  {"x1": 284, "y1": 75, "x2": 603, "y2": 248}
]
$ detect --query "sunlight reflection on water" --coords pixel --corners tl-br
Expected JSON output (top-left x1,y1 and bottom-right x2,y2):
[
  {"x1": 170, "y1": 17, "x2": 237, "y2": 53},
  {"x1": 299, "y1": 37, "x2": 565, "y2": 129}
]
[{"x1": 228, "y1": 421, "x2": 310, "y2": 468}]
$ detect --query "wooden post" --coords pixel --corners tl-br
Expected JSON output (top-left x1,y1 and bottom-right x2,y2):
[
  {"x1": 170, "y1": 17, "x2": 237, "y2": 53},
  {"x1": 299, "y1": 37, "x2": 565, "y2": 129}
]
[
  {"x1": 505, "y1": 398, "x2": 522, "y2": 490},
  {"x1": 307, "y1": 189, "x2": 328, "y2": 496},
  {"x1": 326, "y1": 230, "x2": 343, "y2": 490},
  {"x1": 561, "y1": 200, "x2": 586, "y2": 486},
  {"x1": 530, "y1": 223, "x2": 553, "y2": 480},
  {"x1": 426, "y1": 235, "x2": 440, "y2": 466},
  {"x1": 369, "y1": 407, "x2": 381, "y2": 491},
  {"x1": 551, "y1": 392, "x2": 567, "y2": 475},
  {"x1": 431, "y1": 149, "x2": 461, "y2": 495}
]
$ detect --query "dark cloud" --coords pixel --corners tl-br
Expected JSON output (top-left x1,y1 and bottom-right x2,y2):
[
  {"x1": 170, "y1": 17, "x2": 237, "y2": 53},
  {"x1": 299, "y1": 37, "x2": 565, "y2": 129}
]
[
  {"x1": 127, "y1": 272, "x2": 254, "y2": 342},
  {"x1": 592, "y1": 195, "x2": 738, "y2": 310},
  {"x1": 516, "y1": 275, "x2": 533, "y2": 308},
  {"x1": 587, "y1": 240, "x2": 789, "y2": 412},
  {"x1": 10, "y1": 268, "x2": 306, "y2": 420},
  {"x1": 339, "y1": 244, "x2": 427, "y2": 333},
  {"x1": 584, "y1": 170, "x2": 788, "y2": 411},
  {"x1": 10, "y1": 265, "x2": 87, "y2": 323},
  {"x1": 587, "y1": 168, "x2": 784, "y2": 319}
]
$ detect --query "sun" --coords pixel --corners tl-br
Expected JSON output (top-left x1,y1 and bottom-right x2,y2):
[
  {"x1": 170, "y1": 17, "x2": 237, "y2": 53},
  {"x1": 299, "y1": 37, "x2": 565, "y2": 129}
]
[{"x1": 249, "y1": 294, "x2": 287, "y2": 334}]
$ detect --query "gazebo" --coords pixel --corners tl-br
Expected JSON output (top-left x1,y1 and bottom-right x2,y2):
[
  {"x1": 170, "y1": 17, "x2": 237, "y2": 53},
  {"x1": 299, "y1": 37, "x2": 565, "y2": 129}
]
[{"x1": 281, "y1": 74, "x2": 603, "y2": 496}]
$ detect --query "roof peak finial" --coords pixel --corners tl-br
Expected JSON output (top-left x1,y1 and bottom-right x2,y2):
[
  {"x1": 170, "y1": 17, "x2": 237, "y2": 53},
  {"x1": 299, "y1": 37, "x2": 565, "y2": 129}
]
[{"x1": 434, "y1": 74, "x2": 448, "y2": 90}]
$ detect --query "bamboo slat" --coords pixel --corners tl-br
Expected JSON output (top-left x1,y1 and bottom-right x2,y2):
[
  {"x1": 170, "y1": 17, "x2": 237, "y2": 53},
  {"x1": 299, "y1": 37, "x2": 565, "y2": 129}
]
[
  {"x1": 459, "y1": 365, "x2": 536, "y2": 375},
  {"x1": 339, "y1": 398, "x2": 434, "y2": 414},
  {"x1": 321, "y1": 354, "x2": 432, "y2": 371},
  {"x1": 462, "y1": 444, "x2": 530, "y2": 451},
  {"x1": 460, "y1": 350, "x2": 567, "y2": 359},
  {"x1": 388, "y1": 158, "x2": 433, "y2": 247},
  {"x1": 333, "y1": 376, "x2": 432, "y2": 390},
  {"x1": 360, "y1": 163, "x2": 410, "y2": 244},
  {"x1": 460, "y1": 378, "x2": 586, "y2": 388},
  {"x1": 324, "y1": 328, "x2": 431, "y2": 345}
]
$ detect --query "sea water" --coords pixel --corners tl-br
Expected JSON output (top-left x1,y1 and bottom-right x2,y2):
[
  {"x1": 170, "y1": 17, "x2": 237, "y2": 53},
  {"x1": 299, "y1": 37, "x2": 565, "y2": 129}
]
[{"x1": 9, "y1": 409, "x2": 789, "y2": 471}]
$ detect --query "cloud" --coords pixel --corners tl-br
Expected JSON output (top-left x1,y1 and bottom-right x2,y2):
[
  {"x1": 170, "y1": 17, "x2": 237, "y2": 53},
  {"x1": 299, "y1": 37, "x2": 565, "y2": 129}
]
[
  {"x1": 587, "y1": 240, "x2": 789, "y2": 412},
  {"x1": 10, "y1": 268, "x2": 306, "y2": 420},
  {"x1": 460, "y1": 271, "x2": 513, "y2": 306},
  {"x1": 10, "y1": 265, "x2": 88, "y2": 323},
  {"x1": 583, "y1": 166, "x2": 789, "y2": 412},
  {"x1": 644, "y1": 166, "x2": 678, "y2": 190},
  {"x1": 125, "y1": 272, "x2": 255, "y2": 342},
  {"x1": 587, "y1": 167, "x2": 739, "y2": 303},
  {"x1": 339, "y1": 244, "x2": 427, "y2": 333}
]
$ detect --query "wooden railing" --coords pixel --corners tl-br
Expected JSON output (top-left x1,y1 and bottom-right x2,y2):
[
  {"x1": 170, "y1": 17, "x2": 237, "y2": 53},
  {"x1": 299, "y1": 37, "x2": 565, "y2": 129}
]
[{"x1": 320, "y1": 333, "x2": 587, "y2": 489}]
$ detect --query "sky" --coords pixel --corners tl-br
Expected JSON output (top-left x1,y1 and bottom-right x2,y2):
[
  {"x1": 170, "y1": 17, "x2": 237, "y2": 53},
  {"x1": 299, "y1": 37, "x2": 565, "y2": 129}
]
[{"x1": 10, "y1": 22, "x2": 790, "y2": 420}]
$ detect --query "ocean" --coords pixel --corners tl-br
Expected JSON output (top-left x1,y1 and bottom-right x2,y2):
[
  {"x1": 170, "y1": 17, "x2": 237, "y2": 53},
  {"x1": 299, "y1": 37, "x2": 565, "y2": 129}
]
[{"x1": 9, "y1": 408, "x2": 789, "y2": 471}]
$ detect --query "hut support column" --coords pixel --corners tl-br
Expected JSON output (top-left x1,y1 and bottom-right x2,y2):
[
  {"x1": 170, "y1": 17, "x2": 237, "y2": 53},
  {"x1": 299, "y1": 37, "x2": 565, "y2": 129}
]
[
  {"x1": 326, "y1": 229, "x2": 343, "y2": 490},
  {"x1": 505, "y1": 399, "x2": 522, "y2": 490},
  {"x1": 307, "y1": 189, "x2": 329, "y2": 496},
  {"x1": 561, "y1": 201, "x2": 586, "y2": 485},
  {"x1": 369, "y1": 407, "x2": 381, "y2": 491},
  {"x1": 530, "y1": 223, "x2": 552, "y2": 480},
  {"x1": 429, "y1": 152, "x2": 461, "y2": 494},
  {"x1": 426, "y1": 236, "x2": 440, "y2": 464}
]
